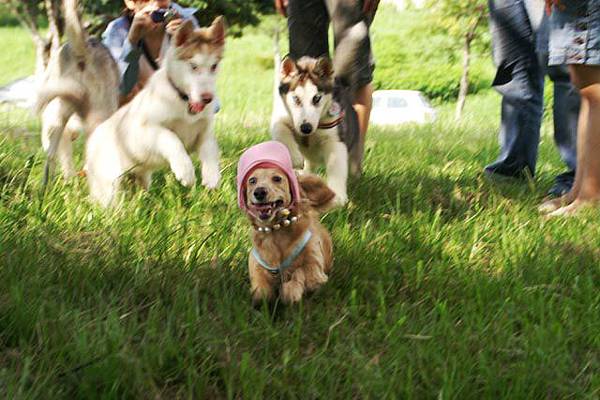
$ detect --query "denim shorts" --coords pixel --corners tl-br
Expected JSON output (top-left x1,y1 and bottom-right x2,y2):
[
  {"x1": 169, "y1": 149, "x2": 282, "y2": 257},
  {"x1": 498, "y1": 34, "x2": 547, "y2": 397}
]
[
  {"x1": 287, "y1": 0, "x2": 375, "y2": 88},
  {"x1": 549, "y1": 0, "x2": 600, "y2": 66}
]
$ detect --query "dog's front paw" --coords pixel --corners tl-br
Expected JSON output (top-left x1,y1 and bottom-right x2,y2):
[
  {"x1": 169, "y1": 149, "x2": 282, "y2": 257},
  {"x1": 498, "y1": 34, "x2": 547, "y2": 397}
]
[
  {"x1": 332, "y1": 192, "x2": 348, "y2": 207},
  {"x1": 202, "y1": 166, "x2": 220, "y2": 189},
  {"x1": 282, "y1": 281, "x2": 304, "y2": 304},
  {"x1": 173, "y1": 159, "x2": 197, "y2": 187},
  {"x1": 252, "y1": 286, "x2": 274, "y2": 307}
]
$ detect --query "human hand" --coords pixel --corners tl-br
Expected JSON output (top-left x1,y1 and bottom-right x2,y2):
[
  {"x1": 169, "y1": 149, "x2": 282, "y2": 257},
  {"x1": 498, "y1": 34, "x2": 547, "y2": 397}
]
[
  {"x1": 275, "y1": 0, "x2": 288, "y2": 17},
  {"x1": 166, "y1": 15, "x2": 185, "y2": 36},
  {"x1": 128, "y1": 5, "x2": 162, "y2": 44}
]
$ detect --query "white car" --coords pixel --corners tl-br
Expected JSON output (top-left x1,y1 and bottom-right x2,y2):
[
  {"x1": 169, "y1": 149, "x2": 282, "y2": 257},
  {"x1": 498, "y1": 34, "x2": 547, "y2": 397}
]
[{"x1": 370, "y1": 90, "x2": 436, "y2": 126}]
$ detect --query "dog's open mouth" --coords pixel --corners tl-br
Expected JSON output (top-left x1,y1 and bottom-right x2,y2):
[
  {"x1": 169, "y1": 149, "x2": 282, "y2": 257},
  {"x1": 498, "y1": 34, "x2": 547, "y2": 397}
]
[
  {"x1": 188, "y1": 102, "x2": 206, "y2": 114},
  {"x1": 251, "y1": 199, "x2": 284, "y2": 220}
]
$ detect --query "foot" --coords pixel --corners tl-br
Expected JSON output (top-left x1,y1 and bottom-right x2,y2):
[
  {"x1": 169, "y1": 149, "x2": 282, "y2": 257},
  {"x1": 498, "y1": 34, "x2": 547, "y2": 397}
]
[
  {"x1": 538, "y1": 196, "x2": 568, "y2": 214},
  {"x1": 282, "y1": 281, "x2": 304, "y2": 304},
  {"x1": 483, "y1": 163, "x2": 531, "y2": 181},
  {"x1": 332, "y1": 192, "x2": 348, "y2": 207},
  {"x1": 252, "y1": 286, "x2": 274, "y2": 307},
  {"x1": 201, "y1": 165, "x2": 220, "y2": 189},
  {"x1": 545, "y1": 199, "x2": 597, "y2": 218},
  {"x1": 172, "y1": 158, "x2": 196, "y2": 187},
  {"x1": 547, "y1": 170, "x2": 575, "y2": 198}
]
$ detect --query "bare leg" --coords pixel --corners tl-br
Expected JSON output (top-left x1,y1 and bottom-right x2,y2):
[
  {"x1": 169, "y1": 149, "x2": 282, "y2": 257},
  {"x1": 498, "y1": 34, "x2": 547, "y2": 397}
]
[
  {"x1": 353, "y1": 83, "x2": 373, "y2": 138},
  {"x1": 539, "y1": 97, "x2": 588, "y2": 213},
  {"x1": 547, "y1": 65, "x2": 600, "y2": 216}
]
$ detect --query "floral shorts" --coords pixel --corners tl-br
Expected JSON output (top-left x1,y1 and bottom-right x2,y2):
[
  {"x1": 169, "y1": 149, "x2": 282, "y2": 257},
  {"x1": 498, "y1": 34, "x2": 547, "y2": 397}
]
[{"x1": 549, "y1": 0, "x2": 600, "y2": 66}]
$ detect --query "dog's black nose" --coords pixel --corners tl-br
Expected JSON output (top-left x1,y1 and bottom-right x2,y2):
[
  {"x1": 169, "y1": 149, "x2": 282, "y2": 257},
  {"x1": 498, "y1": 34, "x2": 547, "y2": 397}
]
[
  {"x1": 254, "y1": 187, "x2": 267, "y2": 202},
  {"x1": 300, "y1": 123, "x2": 313, "y2": 135}
]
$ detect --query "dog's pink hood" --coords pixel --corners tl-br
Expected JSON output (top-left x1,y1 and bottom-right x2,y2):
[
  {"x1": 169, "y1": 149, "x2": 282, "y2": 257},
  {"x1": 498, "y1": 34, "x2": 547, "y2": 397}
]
[{"x1": 237, "y1": 141, "x2": 300, "y2": 211}]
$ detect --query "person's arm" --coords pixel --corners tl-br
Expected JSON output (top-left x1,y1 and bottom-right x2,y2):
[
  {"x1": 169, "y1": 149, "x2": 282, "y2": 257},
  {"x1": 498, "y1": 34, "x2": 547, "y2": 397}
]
[
  {"x1": 102, "y1": 6, "x2": 159, "y2": 96},
  {"x1": 102, "y1": 18, "x2": 143, "y2": 96},
  {"x1": 274, "y1": 0, "x2": 288, "y2": 17}
]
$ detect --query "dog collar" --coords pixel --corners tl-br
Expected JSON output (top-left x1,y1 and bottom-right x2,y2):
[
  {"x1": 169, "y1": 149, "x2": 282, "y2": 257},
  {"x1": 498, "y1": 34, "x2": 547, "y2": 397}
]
[
  {"x1": 168, "y1": 76, "x2": 189, "y2": 102},
  {"x1": 253, "y1": 208, "x2": 300, "y2": 233},
  {"x1": 318, "y1": 111, "x2": 345, "y2": 130},
  {"x1": 252, "y1": 229, "x2": 312, "y2": 275},
  {"x1": 167, "y1": 76, "x2": 206, "y2": 115}
]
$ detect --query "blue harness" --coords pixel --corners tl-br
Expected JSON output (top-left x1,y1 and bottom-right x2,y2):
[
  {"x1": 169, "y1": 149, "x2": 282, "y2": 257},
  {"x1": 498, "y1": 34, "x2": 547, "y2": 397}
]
[{"x1": 252, "y1": 230, "x2": 313, "y2": 275}]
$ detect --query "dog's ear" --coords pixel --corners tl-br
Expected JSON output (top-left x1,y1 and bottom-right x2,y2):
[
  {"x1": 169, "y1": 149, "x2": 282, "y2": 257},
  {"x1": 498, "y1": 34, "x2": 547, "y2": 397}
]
[
  {"x1": 297, "y1": 173, "x2": 336, "y2": 212},
  {"x1": 174, "y1": 19, "x2": 195, "y2": 47},
  {"x1": 314, "y1": 57, "x2": 334, "y2": 79},
  {"x1": 210, "y1": 16, "x2": 226, "y2": 46},
  {"x1": 281, "y1": 56, "x2": 297, "y2": 77}
]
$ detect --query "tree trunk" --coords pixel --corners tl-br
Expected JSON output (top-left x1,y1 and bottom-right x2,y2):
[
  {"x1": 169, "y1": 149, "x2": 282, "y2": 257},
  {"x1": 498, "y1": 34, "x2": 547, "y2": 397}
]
[{"x1": 455, "y1": 33, "x2": 471, "y2": 121}]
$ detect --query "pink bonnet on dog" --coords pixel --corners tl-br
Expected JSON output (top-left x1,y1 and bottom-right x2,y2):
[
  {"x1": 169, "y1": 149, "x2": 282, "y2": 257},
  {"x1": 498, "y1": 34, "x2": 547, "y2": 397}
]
[{"x1": 237, "y1": 141, "x2": 301, "y2": 211}]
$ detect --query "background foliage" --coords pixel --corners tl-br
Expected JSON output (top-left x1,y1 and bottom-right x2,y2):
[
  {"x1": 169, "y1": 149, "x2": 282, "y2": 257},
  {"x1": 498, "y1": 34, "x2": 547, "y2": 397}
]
[{"x1": 0, "y1": 4, "x2": 597, "y2": 398}]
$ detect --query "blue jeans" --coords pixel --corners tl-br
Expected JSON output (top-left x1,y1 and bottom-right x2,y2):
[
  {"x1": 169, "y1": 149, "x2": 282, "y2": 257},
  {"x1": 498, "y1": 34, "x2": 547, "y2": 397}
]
[{"x1": 487, "y1": 0, "x2": 579, "y2": 176}]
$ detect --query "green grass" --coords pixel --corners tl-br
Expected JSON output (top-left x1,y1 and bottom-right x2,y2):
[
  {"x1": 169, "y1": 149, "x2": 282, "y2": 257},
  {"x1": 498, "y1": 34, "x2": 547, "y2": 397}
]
[
  {"x1": 1, "y1": 9, "x2": 599, "y2": 400},
  {"x1": 0, "y1": 26, "x2": 37, "y2": 86}
]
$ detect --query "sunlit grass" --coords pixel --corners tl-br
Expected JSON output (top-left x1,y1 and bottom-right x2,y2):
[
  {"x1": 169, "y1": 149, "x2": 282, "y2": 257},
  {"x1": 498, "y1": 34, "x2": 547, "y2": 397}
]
[{"x1": 0, "y1": 12, "x2": 598, "y2": 399}]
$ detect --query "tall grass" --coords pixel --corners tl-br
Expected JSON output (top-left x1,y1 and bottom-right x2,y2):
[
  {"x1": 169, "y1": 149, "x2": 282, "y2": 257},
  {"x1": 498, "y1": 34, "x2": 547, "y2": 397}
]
[{"x1": 0, "y1": 8, "x2": 598, "y2": 400}]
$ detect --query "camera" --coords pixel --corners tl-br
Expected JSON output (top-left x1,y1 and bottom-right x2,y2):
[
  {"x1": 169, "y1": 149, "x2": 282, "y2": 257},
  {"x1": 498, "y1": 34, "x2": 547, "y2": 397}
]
[{"x1": 150, "y1": 8, "x2": 176, "y2": 24}]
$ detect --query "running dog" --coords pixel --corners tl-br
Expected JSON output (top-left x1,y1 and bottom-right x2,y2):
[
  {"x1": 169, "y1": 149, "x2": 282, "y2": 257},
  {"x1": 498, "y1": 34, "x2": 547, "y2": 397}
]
[
  {"x1": 270, "y1": 22, "x2": 367, "y2": 206},
  {"x1": 238, "y1": 141, "x2": 336, "y2": 305},
  {"x1": 85, "y1": 17, "x2": 225, "y2": 207},
  {"x1": 35, "y1": 0, "x2": 120, "y2": 186}
]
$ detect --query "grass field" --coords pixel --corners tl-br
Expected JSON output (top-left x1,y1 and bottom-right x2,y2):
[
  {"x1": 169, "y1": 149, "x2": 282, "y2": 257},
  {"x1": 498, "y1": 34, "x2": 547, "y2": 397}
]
[{"x1": 1, "y1": 7, "x2": 599, "y2": 399}]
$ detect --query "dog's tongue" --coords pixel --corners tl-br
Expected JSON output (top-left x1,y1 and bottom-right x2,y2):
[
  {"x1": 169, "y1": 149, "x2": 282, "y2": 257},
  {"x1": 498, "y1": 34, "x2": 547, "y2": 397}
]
[{"x1": 189, "y1": 102, "x2": 206, "y2": 114}]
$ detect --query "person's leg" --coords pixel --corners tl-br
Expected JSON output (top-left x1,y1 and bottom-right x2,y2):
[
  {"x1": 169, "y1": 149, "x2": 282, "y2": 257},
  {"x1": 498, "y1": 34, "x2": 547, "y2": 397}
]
[
  {"x1": 540, "y1": 87, "x2": 588, "y2": 212},
  {"x1": 287, "y1": 0, "x2": 329, "y2": 60},
  {"x1": 548, "y1": 64, "x2": 579, "y2": 172},
  {"x1": 353, "y1": 83, "x2": 373, "y2": 138},
  {"x1": 486, "y1": 64, "x2": 545, "y2": 178},
  {"x1": 547, "y1": 64, "x2": 600, "y2": 215},
  {"x1": 486, "y1": 0, "x2": 544, "y2": 178},
  {"x1": 326, "y1": 0, "x2": 375, "y2": 137}
]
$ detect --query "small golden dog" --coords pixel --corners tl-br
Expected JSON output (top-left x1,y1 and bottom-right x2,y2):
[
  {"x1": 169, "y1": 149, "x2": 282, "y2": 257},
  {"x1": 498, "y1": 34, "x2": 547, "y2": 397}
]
[{"x1": 237, "y1": 141, "x2": 335, "y2": 305}]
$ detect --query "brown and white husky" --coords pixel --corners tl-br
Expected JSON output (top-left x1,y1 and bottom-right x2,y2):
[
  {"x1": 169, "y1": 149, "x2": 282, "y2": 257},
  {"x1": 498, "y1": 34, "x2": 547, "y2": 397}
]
[
  {"x1": 35, "y1": 0, "x2": 120, "y2": 185},
  {"x1": 85, "y1": 17, "x2": 225, "y2": 207},
  {"x1": 270, "y1": 22, "x2": 367, "y2": 206}
]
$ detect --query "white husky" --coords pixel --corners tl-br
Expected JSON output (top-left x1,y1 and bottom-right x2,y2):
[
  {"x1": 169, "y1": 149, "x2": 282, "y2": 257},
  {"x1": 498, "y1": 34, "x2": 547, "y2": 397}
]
[{"x1": 85, "y1": 17, "x2": 225, "y2": 207}]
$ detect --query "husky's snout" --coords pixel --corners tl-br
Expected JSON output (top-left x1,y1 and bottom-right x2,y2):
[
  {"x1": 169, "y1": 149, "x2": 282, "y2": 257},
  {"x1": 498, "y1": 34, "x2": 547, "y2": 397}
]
[{"x1": 300, "y1": 122, "x2": 313, "y2": 135}]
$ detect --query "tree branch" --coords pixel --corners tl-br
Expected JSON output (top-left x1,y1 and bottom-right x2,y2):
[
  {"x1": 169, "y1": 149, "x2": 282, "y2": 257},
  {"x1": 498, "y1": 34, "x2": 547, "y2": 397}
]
[{"x1": 0, "y1": 0, "x2": 46, "y2": 45}]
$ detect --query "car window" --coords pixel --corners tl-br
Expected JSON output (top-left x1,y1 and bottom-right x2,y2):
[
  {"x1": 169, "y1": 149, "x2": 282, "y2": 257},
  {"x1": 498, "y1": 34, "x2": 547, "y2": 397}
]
[
  {"x1": 388, "y1": 97, "x2": 408, "y2": 108},
  {"x1": 373, "y1": 97, "x2": 383, "y2": 108}
]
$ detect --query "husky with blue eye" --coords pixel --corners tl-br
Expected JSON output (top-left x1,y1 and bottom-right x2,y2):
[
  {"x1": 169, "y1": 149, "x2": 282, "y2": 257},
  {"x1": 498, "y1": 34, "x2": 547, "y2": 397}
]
[{"x1": 270, "y1": 22, "x2": 367, "y2": 206}]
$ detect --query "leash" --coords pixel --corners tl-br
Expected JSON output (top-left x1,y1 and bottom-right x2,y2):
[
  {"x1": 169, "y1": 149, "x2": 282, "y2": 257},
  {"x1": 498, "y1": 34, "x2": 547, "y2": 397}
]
[{"x1": 252, "y1": 229, "x2": 313, "y2": 275}]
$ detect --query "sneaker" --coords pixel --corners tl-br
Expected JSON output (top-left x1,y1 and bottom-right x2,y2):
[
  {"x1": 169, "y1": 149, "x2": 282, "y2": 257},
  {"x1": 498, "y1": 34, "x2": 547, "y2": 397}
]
[
  {"x1": 483, "y1": 163, "x2": 531, "y2": 181},
  {"x1": 547, "y1": 170, "x2": 575, "y2": 198}
]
